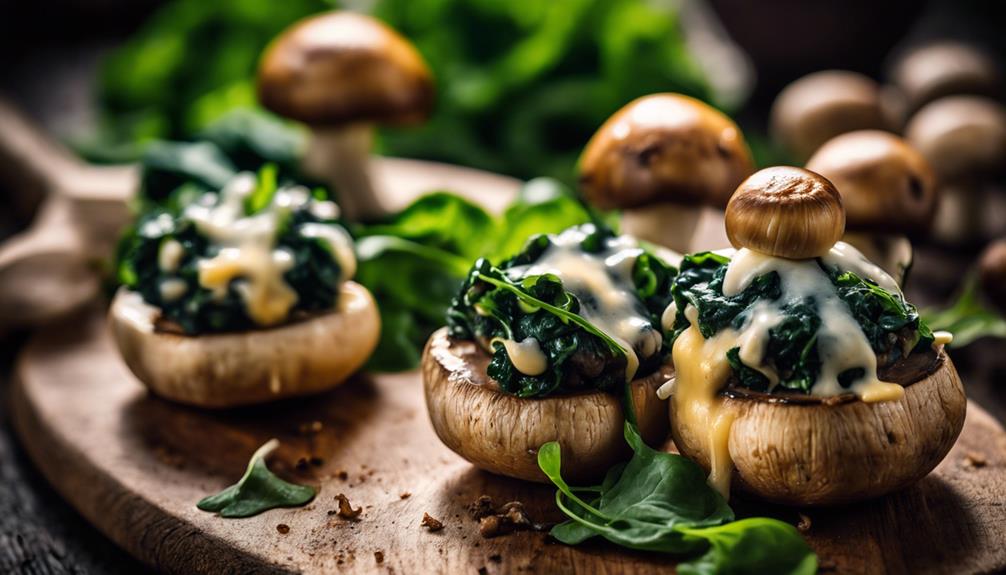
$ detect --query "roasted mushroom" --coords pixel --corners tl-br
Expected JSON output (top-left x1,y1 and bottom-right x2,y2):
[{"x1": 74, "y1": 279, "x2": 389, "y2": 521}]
[
  {"x1": 906, "y1": 96, "x2": 1006, "y2": 245},
  {"x1": 110, "y1": 171, "x2": 379, "y2": 408},
  {"x1": 806, "y1": 130, "x2": 937, "y2": 285},
  {"x1": 258, "y1": 11, "x2": 435, "y2": 220},
  {"x1": 665, "y1": 166, "x2": 965, "y2": 505},
  {"x1": 771, "y1": 71, "x2": 889, "y2": 162},
  {"x1": 578, "y1": 93, "x2": 753, "y2": 253},
  {"x1": 422, "y1": 225, "x2": 676, "y2": 482}
]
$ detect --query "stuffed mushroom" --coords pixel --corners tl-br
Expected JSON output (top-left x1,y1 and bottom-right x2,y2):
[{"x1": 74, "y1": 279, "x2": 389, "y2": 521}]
[
  {"x1": 111, "y1": 169, "x2": 379, "y2": 408},
  {"x1": 662, "y1": 167, "x2": 965, "y2": 505},
  {"x1": 422, "y1": 224, "x2": 679, "y2": 483}
]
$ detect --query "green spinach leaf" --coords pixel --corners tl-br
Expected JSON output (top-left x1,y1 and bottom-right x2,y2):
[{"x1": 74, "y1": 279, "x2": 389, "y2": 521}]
[{"x1": 197, "y1": 439, "x2": 315, "y2": 518}]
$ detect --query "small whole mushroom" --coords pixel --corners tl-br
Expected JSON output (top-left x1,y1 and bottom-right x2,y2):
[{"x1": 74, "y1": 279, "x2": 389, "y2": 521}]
[
  {"x1": 979, "y1": 238, "x2": 1006, "y2": 316},
  {"x1": 905, "y1": 95, "x2": 1006, "y2": 245},
  {"x1": 888, "y1": 41, "x2": 1002, "y2": 121},
  {"x1": 771, "y1": 70, "x2": 890, "y2": 162},
  {"x1": 578, "y1": 93, "x2": 753, "y2": 253},
  {"x1": 258, "y1": 11, "x2": 435, "y2": 221},
  {"x1": 806, "y1": 130, "x2": 937, "y2": 285}
]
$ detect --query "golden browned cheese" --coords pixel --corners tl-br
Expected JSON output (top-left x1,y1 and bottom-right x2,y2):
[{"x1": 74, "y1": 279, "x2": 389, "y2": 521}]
[
  {"x1": 578, "y1": 93, "x2": 753, "y2": 210},
  {"x1": 807, "y1": 130, "x2": 937, "y2": 236},
  {"x1": 258, "y1": 11, "x2": 434, "y2": 126},
  {"x1": 725, "y1": 166, "x2": 845, "y2": 259},
  {"x1": 771, "y1": 70, "x2": 888, "y2": 161}
]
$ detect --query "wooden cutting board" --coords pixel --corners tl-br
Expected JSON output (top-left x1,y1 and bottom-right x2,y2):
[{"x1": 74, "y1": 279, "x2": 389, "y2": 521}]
[{"x1": 9, "y1": 305, "x2": 1006, "y2": 575}]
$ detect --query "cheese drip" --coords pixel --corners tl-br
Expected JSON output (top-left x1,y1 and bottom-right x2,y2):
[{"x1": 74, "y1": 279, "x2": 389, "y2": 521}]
[
  {"x1": 506, "y1": 227, "x2": 670, "y2": 381},
  {"x1": 666, "y1": 243, "x2": 910, "y2": 497},
  {"x1": 184, "y1": 173, "x2": 355, "y2": 327}
]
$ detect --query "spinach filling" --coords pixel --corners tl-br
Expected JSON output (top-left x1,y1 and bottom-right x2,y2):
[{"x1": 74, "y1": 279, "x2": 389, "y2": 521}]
[
  {"x1": 668, "y1": 252, "x2": 935, "y2": 394},
  {"x1": 116, "y1": 166, "x2": 350, "y2": 334},
  {"x1": 447, "y1": 225, "x2": 677, "y2": 398}
]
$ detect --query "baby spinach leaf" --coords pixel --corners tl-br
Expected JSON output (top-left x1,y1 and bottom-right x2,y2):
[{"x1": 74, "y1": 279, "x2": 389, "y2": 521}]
[
  {"x1": 197, "y1": 439, "x2": 315, "y2": 518},
  {"x1": 539, "y1": 425, "x2": 816, "y2": 574},
  {"x1": 491, "y1": 178, "x2": 590, "y2": 260},
  {"x1": 923, "y1": 274, "x2": 1006, "y2": 348}
]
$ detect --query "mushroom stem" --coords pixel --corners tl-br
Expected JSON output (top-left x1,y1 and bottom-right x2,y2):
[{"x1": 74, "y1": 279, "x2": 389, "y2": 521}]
[
  {"x1": 620, "y1": 202, "x2": 705, "y2": 254},
  {"x1": 305, "y1": 124, "x2": 384, "y2": 221},
  {"x1": 932, "y1": 184, "x2": 983, "y2": 246}
]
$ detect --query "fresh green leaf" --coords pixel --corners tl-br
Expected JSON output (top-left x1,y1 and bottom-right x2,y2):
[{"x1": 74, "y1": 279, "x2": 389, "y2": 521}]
[
  {"x1": 140, "y1": 140, "x2": 237, "y2": 204},
  {"x1": 923, "y1": 274, "x2": 1006, "y2": 348},
  {"x1": 539, "y1": 424, "x2": 816, "y2": 574},
  {"x1": 492, "y1": 177, "x2": 590, "y2": 260},
  {"x1": 197, "y1": 439, "x2": 315, "y2": 518},
  {"x1": 244, "y1": 163, "x2": 279, "y2": 215}
]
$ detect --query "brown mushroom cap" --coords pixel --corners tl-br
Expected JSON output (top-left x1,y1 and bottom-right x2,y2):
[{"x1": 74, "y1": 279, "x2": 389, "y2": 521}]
[
  {"x1": 890, "y1": 42, "x2": 1002, "y2": 114},
  {"x1": 422, "y1": 328, "x2": 670, "y2": 484},
  {"x1": 806, "y1": 130, "x2": 937, "y2": 236},
  {"x1": 258, "y1": 11, "x2": 434, "y2": 126},
  {"x1": 771, "y1": 71, "x2": 889, "y2": 161},
  {"x1": 905, "y1": 95, "x2": 1006, "y2": 182},
  {"x1": 671, "y1": 352, "x2": 966, "y2": 505},
  {"x1": 578, "y1": 93, "x2": 753, "y2": 210},
  {"x1": 725, "y1": 166, "x2": 845, "y2": 259},
  {"x1": 109, "y1": 282, "x2": 380, "y2": 408},
  {"x1": 979, "y1": 238, "x2": 1006, "y2": 315}
]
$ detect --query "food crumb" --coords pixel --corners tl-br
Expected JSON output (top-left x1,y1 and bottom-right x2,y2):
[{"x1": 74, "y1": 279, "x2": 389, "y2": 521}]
[
  {"x1": 399, "y1": 492, "x2": 412, "y2": 499},
  {"x1": 337, "y1": 470, "x2": 349, "y2": 480},
  {"x1": 276, "y1": 524, "x2": 290, "y2": 534},
  {"x1": 478, "y1": 567, "x2": 488, "y2": 575},
  {"x1": 335, "y1": 494, "x2": 363, "y2": 520},
  {"x1": 374, "y1": 551, "x2": 385, "y2": 564},
  {"x1": 469, "y1": 496, "x2": 543, "y2": 538},
  {"x1": 310, "y1": 457, "x2": 324, "y2": 467},
  {"x1": 489, "y1": 554, "x2": 502, "y2": 563},
  {"x1": 421, "y1": 512, "x2": 445, "y2": 532},
  {"x1": 295, "y1": 457, "x2": 310, "y2": 472},
  {"x1": 797, "y1": 513, "x2": 812, "y2": 533},
  {"x1": 963, "y1": 451, "x2": 988, "y2": 469}
]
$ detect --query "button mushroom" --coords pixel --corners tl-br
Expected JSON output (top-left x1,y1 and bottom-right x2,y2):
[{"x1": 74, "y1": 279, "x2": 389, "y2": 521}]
[
  {"x1": 669, "y1": 166, "x2": 966, "y2": 505},
  {"x1": 258, "y1": 11, "x2": 435, "y2": 221},
  {"x1": 888, "y1": 41, "x2": 1002, "y2": 120},
  {"x1": 905, "y1": 96, "x2": 1006, "y2": 245},
  {"x1": 806, "y1": 130, "x2": 937, "y2": 285},
  {"x1": 578, "y1": 93, "x2": 753, "y2": 253},
  {"x1": 422, "y1": 329, "x2": 670, "y2": 483},
  {"x1": 771, "y1": 71, "x2": 890, "y2": 162}
]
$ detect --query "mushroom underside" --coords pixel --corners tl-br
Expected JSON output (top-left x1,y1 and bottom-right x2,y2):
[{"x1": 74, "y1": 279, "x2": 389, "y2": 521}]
[
  {"x1": 109, "y1": 282, "x2": 380, "y2": 408},
  {"x1": 422, "y1": 328, "x2": 670, "y2": 484},
  {"x1": 671, "y1": 352, "x2": 966, "y2": 506}
]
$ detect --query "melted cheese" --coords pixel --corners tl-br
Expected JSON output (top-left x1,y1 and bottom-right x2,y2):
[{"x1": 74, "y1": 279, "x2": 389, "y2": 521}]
[
  {"x1": 158, "y1": 239, "x2": 185, "y2": 272},
  {"x1": 182, "y1": 172, "x2": 356, "y2": 327},
  {"x1": 498, "y1": 337, "x2": 548, "y2": 376},
  {"x1": 507, "y1": 227, "x2": 672, "y2": 381},
  {"x1": 934, "y1": 330, "x2": 954, "y2": 346},
  {"x1": 843, "y1": 232, "x2": 913, "y2": 287},
  {"x1": 158, "y1": 278, "x2": 188, "y2": 302}
]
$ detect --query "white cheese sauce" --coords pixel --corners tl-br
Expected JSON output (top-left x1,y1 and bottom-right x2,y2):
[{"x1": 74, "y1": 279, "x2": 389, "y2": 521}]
[
  {"x1": 505, "y1": 227, "x2": 676, "y2": 381},
  {"x1": 179, "y1": 172, "x2": 355, "y2": 327}
]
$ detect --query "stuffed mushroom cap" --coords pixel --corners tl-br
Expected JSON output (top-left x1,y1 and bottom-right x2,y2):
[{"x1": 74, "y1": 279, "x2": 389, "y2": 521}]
[
  {"x1": 579, "y1": 93, "x2": 753, "y2": 211},
  {"x1": 422, "y1": 328, "x2": 670, "y2": 483},
  {"x1": 258, "y1": 11, "x2": 434, "y2": 127},
  {"x1": 806, "y1": 130, "x2": 938, "y2": 237},
  {"x1": 110, "y1": 282, "x2": 380, "y2": 408}
]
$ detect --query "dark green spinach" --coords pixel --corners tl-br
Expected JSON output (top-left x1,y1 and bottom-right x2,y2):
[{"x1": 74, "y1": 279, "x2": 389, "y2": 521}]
[
  {"x1": 197, "y1": 439, "x2": 316, "y2": 518},
  {"x1": 538, "y1": 425, "x2": 816, "y2": 574}
]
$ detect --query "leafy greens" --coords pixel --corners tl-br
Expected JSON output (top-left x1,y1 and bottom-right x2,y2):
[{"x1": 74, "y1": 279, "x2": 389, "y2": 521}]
[
  {"x1": 538, "y1": 424, "x2": 816, "y2": 574},
  {"x1": 923, "y1": 274, "x2": 1006, "y2": 348},
  {"x1": 668, "y1": 252, "x2": 934, "y2": 394},
  {"x1": 197, "y1": 439, "x2": 316, "y2": 518}
]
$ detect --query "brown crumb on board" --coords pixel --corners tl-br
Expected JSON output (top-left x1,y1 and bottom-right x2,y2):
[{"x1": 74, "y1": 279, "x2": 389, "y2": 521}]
[
  {"x1": 963, "y1": 451, "x2": 988, "y2": 469},
  {"x1": 374, "y1": 551, "x2": 385, "y2": 564},
  {"x1": 469, "y1": 496, "x2": 544, "y2": 538},
  {"x1": 335, "y1": 494, "x2": 362, "y2": 520},
  {"x1": 797, "y1": 513, "x2": 811, "y2": 533},
  {"x1": 276, "y1": 524, "x2": 290, "y2": 535},
  {"x1": 400, "y1": 492, "x2": 412, "y2": 500},
  {"x1": 489, "y1": 554, "x2": 502, "y2": 563},
  {"x1": 421, "y1": 513, "x2": 445, "y2": 532},
  {"x1": 337, "y1": 470, "x2": 349, "y2": 480}
]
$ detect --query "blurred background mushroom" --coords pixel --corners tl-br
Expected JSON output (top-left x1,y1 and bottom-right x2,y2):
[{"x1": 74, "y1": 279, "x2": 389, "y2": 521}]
[
  {"x1": 806, "y1": 130, "x2": 937, "y2": 286},
  {"x1": 578, "y1": 93, "x2": 753, "y2": 253},
  {"x1": 257, "y1": 11, "x2": 435, "y2": 221}
]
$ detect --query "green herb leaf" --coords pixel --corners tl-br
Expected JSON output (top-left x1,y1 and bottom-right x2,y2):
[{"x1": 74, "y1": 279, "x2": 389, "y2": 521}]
[
  {"x1": 539, "y1": 425, "x2": 816, "y2": 574},
  {"x1": 244, "y1": 162, "x2": 279, "y2": 215},
  {"x1": 923, "y1": 274, "x2": 1006, "y2": 348},
  {"x1": 197, "y1": 439, "x2": 315, "y2": 518},
  {"x1": 491, "y1": 178, "x2": 590, "y2": 260}
]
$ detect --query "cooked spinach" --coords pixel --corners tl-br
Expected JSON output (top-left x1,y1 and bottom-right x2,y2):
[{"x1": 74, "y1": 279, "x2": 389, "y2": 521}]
[
  {"x1": 670, "y1": 252, "x2": 934, "y2": 394},
  {"x1": 116, "y1": 166, "x2": 348, "y2": 334},
  {"x1": 447, "y1": 224, "x2": 675, "y2": 397},
  {"x1": 197, "y1": 439, "x2": 315, "y2": 518},
  {"x1": 538, "y1": 424, "x2": 816, "y2": 573}
]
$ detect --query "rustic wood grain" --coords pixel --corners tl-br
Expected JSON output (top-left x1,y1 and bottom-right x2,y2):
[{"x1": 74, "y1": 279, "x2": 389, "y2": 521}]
[{"x1": 9, "y1": 307, "x2": 1006, "y2": 575}]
